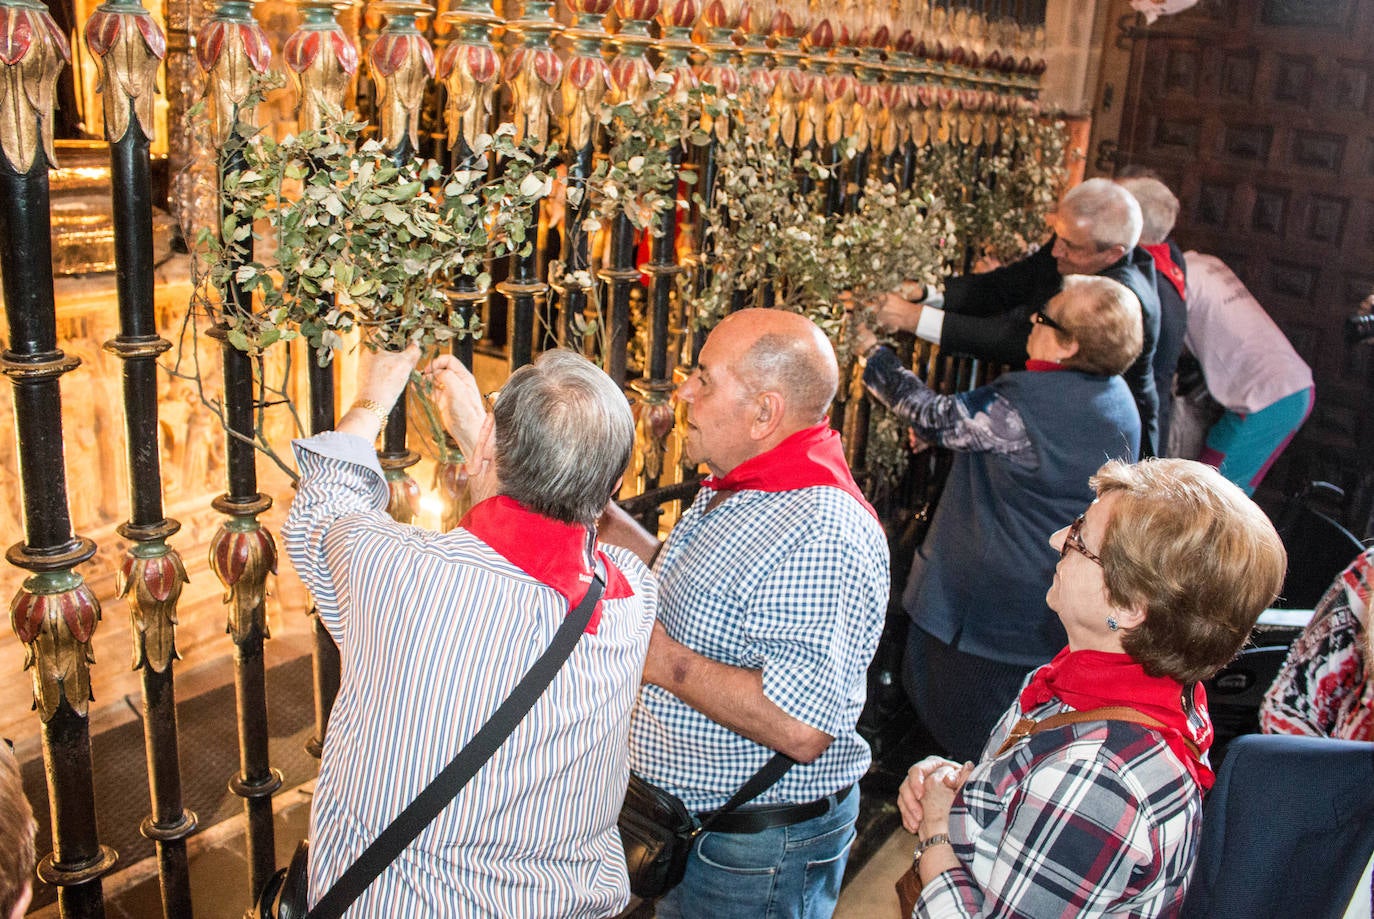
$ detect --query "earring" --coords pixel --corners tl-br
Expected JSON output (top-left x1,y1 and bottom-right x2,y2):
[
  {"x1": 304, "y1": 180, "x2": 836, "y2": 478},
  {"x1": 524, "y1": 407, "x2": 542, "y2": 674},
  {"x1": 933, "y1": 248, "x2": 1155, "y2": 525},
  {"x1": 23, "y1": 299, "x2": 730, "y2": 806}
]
[{"x1": 1107, "y1": 616, "x2": 1119, "y2": 632}]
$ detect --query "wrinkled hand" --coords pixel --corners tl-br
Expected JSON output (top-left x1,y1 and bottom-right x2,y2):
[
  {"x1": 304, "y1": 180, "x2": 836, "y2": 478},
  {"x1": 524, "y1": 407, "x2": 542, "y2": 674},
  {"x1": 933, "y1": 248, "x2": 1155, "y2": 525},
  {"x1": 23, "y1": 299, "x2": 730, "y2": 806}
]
[
  {"x1": 874, "y1": 292, "x2": 923, "y2": 335},
  {"x1": 423, "y1": 354, "x2": 486, "y2": 459},
  {"x1": 358, "y1": 343, "x2": 422, "y2": 412},
  {"x1": 920, "y1": 759, "x2": 973, "y2": 839},
  {"x1": 897, "y1": 756, "x2": 969, "y2": 835}
]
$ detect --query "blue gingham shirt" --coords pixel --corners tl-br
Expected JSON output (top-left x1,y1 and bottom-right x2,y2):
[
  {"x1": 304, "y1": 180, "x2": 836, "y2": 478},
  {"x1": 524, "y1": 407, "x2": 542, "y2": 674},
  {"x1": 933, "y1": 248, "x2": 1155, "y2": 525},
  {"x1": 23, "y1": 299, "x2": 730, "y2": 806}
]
[
  {"x1": 283, "y1": 432, "x2": 657, "y2": 918},
  {"x1": 629, "y1": 483, "x2": 889, "y2": 812},
  {"x1": 917, "y1": 691, "x2": 1202, "y2": 918}
]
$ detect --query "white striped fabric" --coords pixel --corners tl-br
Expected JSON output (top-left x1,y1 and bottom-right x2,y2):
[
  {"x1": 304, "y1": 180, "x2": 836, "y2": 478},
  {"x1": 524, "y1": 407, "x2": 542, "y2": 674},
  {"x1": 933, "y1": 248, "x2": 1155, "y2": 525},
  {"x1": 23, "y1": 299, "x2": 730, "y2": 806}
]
[{"x1": 284, "y1": 432, "x2": 656, "y2": 918}]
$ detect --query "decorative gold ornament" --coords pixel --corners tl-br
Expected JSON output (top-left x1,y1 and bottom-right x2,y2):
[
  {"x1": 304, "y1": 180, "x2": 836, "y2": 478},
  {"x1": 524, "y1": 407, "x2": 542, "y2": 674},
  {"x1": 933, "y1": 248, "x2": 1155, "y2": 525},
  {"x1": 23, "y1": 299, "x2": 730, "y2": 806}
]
[
  {"x1": 560, "y1": 47, "x2": 609, "y2": 151},
  {"x1": 608, "y1": 45, "x2": 655, "y2": 106},
  {"x1": 0, "y1": 0, "x2": 71, "y2": 173},
  {"x1": 117, "y1": 545, "x2": 189, "y2": 674},
  {"x1": 503, "y1": 45, "x2": 560, "y2": 148},
  {"x1": 285, "y1": 1, "x2": 359, "y2": 133},
  {"x1": 85, "y1": 0, "x2": 165, "y2": 145},
  {"x1": 10, "y1": 571, "x2": 101, "y2": 721},
  {"x1": 438, "y1": 4, "x2": 501, "y2": 156},
  {"x1": 195, "y1": 4, "x2": 271, "y2": 147},
  {"x1": 368, "y1": 1, "x2": 437, "y2": 154},
  {"x1": 208, "y1": 521, "x2": 277, "y2": 643},
  {"x1": 631, "y1": 381, "x2": 676, "y2": 484}
]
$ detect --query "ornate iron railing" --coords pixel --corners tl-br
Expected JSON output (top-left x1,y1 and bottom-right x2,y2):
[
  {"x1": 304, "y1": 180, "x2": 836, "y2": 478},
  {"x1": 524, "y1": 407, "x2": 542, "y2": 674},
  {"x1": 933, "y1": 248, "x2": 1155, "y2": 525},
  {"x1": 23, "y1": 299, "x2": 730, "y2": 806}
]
[{"x1": 0, "y1": 0, "x2": 1051, "y2": 914}]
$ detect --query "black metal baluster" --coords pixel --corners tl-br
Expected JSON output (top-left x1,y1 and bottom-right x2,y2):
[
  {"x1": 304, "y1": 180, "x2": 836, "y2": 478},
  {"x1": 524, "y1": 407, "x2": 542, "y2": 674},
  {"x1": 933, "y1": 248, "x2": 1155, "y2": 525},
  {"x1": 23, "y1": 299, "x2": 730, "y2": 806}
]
[{"x1": 196, "y1": 2, "x2": 282, "y2": 902}]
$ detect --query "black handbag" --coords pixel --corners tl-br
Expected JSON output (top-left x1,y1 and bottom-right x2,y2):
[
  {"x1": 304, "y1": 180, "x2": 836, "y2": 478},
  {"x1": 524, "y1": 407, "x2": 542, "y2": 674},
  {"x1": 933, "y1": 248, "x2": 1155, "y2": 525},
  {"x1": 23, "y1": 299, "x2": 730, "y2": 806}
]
[
  {"x1": 617, "y1": 752, "x2": 793, "y2": 900},
  {"x1": 252, "y1": 564, "x2": 606, "y2": 919},
  {"x1": 252, "y1": 840, "x2": 310, "y2": 919}
]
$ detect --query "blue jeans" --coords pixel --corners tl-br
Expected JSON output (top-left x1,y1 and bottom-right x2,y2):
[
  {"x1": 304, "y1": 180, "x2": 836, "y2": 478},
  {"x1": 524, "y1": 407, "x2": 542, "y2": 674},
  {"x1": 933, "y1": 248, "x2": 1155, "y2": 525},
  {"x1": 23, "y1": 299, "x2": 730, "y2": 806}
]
[{"x1": 654, "y1": 786, "x2": 860, "y2": 919}]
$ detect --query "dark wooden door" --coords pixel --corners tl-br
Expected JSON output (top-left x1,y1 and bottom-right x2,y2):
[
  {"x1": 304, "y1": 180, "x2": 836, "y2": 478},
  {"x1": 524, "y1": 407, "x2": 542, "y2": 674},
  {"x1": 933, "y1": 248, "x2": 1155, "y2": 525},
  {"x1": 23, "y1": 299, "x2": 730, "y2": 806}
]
[{"x1": 1111, "y1": 0, "x2": 1374, "y2": 528}]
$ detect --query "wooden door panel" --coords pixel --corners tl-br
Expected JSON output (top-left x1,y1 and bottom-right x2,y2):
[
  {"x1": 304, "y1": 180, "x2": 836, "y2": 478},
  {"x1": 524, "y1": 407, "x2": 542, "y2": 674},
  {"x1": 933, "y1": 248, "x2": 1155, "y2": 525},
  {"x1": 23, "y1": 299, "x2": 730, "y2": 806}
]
[{"x1": 1114, "y1": 0, "x2": 1374, "y2": 519}]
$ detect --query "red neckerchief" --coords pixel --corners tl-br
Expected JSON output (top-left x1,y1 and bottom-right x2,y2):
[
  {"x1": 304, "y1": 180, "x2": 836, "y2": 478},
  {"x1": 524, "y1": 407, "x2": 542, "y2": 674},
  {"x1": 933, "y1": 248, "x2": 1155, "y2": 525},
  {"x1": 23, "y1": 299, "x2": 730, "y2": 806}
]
[
  {"x1": 1025, "y1": 359, "x2": 1065, "y2": 372},
  {"x1": 460, "y1": 495, "x2": 633, "y2": 634},
  {"x1": 701, "y1": 422, "x2": 878, "y2": 520},
  {"x1": 1143, "y1": 242, "x2": 1186, "y2": 299},
  {"x1": 1020, "y1": 647, "x2": 1215, "y2": 791}
]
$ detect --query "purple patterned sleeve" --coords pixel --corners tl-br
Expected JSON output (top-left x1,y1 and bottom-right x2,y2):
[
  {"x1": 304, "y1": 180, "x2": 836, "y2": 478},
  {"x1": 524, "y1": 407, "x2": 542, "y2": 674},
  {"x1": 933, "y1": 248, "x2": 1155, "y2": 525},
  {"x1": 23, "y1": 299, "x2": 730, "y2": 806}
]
[{"x1": 862, "y1": 346, "x2": 1035, "y2": 468}]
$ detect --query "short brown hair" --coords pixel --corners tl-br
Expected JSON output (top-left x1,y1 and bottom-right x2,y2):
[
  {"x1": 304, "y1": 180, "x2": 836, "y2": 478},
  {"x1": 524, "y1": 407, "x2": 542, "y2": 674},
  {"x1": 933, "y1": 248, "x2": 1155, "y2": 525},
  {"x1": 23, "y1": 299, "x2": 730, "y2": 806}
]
[
  {"x1": 1092, "y1": 458, "x2": 1287, "y2": 683},
  {"x1": 0, "y1": 742, "x2": 35, "y2": 917},
  {"x1": 1054, "y1": 275, "x2": 1143, "y2": 377}
]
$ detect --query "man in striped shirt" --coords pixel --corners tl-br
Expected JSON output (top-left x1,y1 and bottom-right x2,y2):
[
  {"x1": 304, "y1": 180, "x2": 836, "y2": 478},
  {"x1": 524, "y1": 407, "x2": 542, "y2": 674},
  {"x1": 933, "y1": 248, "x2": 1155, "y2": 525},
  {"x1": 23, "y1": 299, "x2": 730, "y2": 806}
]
[
  {"x1": 284, "y1": 346, "x2": 657, "y2": 917},
  {"x1": 602, "y1": 310, "x2": 889, "y2": 919}
]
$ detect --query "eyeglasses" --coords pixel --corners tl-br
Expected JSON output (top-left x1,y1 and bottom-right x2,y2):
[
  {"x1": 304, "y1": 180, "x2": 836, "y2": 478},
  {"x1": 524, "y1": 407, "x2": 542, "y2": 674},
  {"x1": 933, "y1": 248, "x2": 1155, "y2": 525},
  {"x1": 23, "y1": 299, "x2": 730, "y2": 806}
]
[
  {"x1": 1060, "y1": 514, "x2": 1103, "y2": 567},
  {"x1": 1032, "y1": 309, "x2": 1066, "y2": 333}
]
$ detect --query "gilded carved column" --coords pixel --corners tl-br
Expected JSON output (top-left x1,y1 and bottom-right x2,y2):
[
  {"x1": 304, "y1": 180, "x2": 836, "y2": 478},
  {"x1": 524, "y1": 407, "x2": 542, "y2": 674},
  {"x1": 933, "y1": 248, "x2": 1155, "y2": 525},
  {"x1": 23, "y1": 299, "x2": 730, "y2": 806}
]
[
  {"x1": 87, "y1": 0, "x2": 198, "y2": 914},
  {"x1": 0, "y1": 1, "x2": 118, "y2": 915},
  {"x1": 368, "y1": 0, "x2": 434, "y2": 523},
  {"x1": 195, "y1": 0, "x2": 284, "y2": 903}
]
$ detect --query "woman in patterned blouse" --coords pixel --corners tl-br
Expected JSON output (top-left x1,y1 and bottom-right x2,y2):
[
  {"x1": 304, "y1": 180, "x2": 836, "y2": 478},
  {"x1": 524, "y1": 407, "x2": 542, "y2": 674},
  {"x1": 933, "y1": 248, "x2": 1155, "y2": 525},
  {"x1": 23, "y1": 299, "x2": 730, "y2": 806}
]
[
  {"x1": 1261, "y1": 547, "x2": 1374, "y2": 740},
  {"x1": 896, "y1": 459, "x2": 1287, "y2": 918}
]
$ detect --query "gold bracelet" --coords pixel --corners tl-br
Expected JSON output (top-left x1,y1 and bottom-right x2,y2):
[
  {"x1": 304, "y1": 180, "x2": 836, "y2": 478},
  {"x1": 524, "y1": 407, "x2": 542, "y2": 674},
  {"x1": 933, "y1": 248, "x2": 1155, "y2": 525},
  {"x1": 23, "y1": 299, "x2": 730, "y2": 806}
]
[{"x1": 354, "y1": 398, "x2": 391, "y2": 426}]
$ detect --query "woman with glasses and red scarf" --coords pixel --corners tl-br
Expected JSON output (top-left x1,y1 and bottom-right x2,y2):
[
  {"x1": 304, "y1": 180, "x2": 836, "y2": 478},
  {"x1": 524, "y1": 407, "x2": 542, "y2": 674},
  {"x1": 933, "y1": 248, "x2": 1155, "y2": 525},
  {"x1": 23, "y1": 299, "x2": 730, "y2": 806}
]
[
  {"x1": 855, "y1": 274, "x2": 1145, "y2": 765},
  {"x1": 895, "y1": 459, "x2": 1285, "y2": 917}
]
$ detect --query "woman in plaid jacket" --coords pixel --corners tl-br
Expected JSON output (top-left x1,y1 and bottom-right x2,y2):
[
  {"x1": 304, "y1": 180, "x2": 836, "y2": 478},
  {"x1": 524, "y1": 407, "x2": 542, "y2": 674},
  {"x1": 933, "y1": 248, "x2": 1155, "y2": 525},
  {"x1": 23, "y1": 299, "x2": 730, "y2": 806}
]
[{"x1": 896, "y1": 459, "x2": 1286, "y2": 918}]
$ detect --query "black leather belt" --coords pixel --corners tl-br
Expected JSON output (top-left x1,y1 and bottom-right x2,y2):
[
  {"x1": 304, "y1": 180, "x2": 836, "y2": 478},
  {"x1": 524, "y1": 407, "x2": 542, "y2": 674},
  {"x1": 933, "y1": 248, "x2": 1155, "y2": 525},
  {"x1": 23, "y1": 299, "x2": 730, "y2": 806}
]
[{"x1": 699, "y1": 783, "x2": 855, "y2": 835}]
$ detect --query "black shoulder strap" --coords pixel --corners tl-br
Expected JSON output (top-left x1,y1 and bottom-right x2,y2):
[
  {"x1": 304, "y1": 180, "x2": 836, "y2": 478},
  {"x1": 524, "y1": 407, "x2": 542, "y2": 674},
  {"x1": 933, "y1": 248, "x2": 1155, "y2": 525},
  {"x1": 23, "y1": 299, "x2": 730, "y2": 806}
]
[
  {"x1": 698, "y1": 752, "x2": 796, "y2": 831},
  {"x1": 306, "y1": 561, "x2": 608, "y2": 919}
]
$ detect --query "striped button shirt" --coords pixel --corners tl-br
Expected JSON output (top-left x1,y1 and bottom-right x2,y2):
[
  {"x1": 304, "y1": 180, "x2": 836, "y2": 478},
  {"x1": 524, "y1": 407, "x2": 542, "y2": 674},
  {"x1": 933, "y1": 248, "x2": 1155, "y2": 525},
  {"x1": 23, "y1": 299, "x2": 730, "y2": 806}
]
[
  {"x1": 283, "y1": 432, "x2": 657, "y2": 918},
  {"x1": 629, "y1": 484, "x2": 889, "y2": 813},
  {"x1": 918, "y1": 693, "x2": 1203, "y2": 918}
]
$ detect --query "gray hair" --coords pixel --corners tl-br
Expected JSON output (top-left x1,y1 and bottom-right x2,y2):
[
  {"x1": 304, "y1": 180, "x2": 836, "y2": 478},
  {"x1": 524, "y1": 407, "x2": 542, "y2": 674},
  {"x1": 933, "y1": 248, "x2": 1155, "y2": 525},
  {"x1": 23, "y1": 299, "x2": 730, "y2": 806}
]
[
  {"x1": 1117, "y1": 176, "x2": 1179, "y2": 245},
  {"x1": 492, "y1": 349, "x2": 635, "y2": 525},
  {"x1": 1062, "y1": 178, "x2": 1143, "y2": 251},
  {"x1": 738, "y1": 331, "x2": 838, "y2": 426}
]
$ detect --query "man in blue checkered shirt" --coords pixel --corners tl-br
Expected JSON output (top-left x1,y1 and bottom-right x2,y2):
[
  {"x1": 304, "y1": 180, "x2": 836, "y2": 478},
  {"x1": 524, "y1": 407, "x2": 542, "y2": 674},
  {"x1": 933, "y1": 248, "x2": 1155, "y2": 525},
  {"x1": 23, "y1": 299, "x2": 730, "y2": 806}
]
[{"x1": 603, "y1": 309, "x2": 889, "y2": 918}]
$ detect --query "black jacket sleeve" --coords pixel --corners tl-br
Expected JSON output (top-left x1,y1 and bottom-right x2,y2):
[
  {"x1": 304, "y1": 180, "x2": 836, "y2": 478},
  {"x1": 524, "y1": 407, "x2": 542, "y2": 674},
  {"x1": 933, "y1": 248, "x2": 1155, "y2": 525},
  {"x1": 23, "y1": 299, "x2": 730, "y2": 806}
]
[
  {"x1": 1104, "y1": 249, "x2": 1162, "y2": 458},
  {"x1": 937, "y1": 244, "x2": 1062, "y2": 365}
]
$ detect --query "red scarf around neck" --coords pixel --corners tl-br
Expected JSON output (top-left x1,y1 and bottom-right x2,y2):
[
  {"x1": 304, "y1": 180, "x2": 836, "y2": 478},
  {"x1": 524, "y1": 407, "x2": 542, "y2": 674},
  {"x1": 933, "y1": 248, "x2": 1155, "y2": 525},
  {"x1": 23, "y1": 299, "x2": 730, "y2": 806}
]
[
  {"x1": 1143, "y1": 242, "x2": 1186, "y2": 299},
  {"x1": 700, "y1": 422, "x2": 878, "y2": 520},
  {"x1": 461, "y1": 495, "x2": 634, "y2": 634},
  {"x1": 1019, "y1": 647, "x2": 1215, "y2": 791}
]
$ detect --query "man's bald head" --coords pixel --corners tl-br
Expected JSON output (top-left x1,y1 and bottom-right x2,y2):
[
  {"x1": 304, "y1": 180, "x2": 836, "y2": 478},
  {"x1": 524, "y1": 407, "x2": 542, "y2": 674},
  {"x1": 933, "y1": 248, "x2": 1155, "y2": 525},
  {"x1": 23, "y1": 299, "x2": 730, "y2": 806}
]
[{"x1": 714, "y1": 309, "x2": 839, "y2": 427}]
